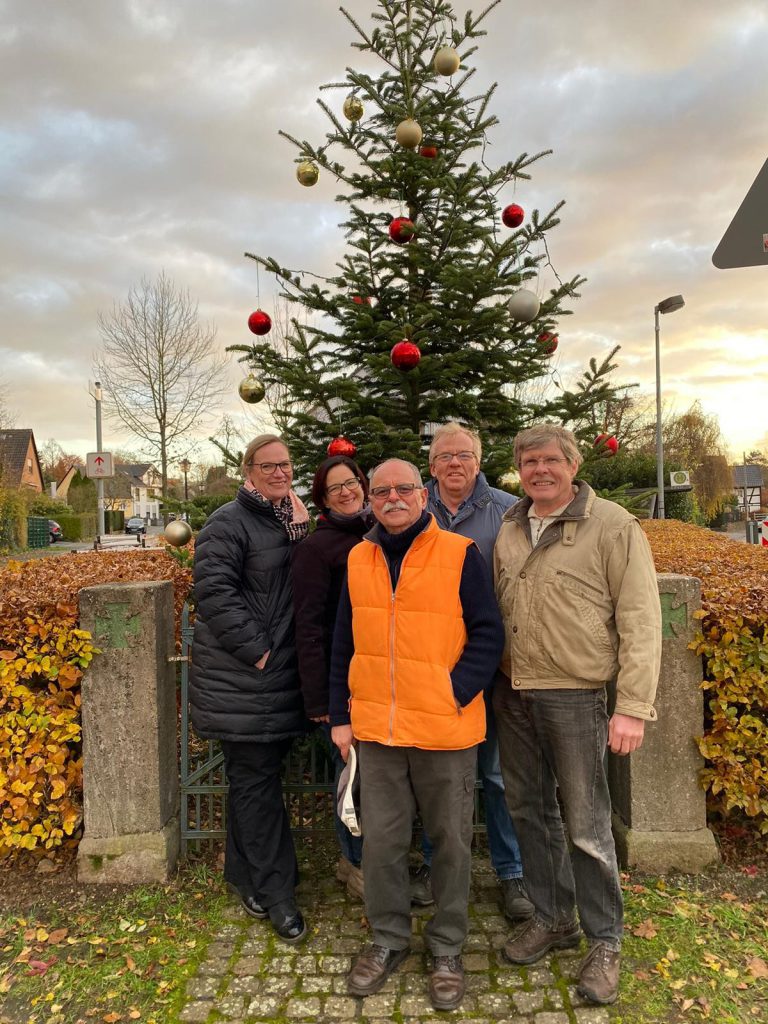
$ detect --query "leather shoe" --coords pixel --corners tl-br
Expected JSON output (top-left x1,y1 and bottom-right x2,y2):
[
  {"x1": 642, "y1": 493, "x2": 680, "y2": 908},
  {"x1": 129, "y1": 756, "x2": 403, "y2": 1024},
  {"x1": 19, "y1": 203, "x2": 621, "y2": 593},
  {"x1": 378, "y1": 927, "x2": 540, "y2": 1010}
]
[
  {"x1": 429, "y1": 955, "x2": 465, "y2": 1011},
  {"x1": 409, "y1": 863, "x2": 434, "y2": 907},
  {"x1": 347, "y1": 944, "x2": 410, "y2": 997},
  {"x1": 227, "y1": 883, "x2": 268, "y2": 920},
  {"x1": 268, "y1": 901, "x2": 307, "y2": 945},
  {"x1": 500, "y1": 877, "x2": 534, "y2": 921},
  {"x1": 502, "y1": 916, "x2": 580, "y2": 965},
  {"x1": 577, "y1": 943, "x2": 621, "y2": 1004}
]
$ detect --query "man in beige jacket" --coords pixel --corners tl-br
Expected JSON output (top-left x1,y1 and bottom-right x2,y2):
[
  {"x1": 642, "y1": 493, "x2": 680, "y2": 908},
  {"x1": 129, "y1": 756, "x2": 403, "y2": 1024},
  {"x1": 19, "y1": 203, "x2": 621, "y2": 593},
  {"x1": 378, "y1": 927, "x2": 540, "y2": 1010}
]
[{"x1": 492, "y1": 424, "x2": 661, "y2": 1006}]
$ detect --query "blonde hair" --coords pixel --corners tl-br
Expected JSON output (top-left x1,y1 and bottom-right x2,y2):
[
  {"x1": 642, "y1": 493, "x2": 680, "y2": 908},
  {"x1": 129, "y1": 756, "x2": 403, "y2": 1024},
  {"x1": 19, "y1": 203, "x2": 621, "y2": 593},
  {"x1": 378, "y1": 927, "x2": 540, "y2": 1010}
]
[
  {"x1": 241, "y1": 434, "x2": 288, "y2": 476},
  {"x1": 428, "y1": 421, "x2": 481, "y2": 462},
  {"x1": 513, "y1": 424, "x2": 582, "y2": 469}
]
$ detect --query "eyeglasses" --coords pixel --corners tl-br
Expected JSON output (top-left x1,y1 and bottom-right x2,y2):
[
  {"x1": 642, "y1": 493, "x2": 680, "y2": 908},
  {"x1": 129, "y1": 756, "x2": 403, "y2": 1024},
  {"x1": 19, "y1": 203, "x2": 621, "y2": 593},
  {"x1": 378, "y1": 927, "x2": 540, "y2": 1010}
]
[
  {"x1": 250, "y1": 461, "x2": 293, "y2": 474},
  {"x1": 326, "y1": 477, "x2": 361, "y2": 496},
  {"x1": 520, "y1": 457, "x2": 568, "y2": 470},
  {"x1": 369, "y1": 483, "x2": 420, "y2": 499},
  {"x1": 432, "y1": 450, "x2": 477, "y2": 464}
]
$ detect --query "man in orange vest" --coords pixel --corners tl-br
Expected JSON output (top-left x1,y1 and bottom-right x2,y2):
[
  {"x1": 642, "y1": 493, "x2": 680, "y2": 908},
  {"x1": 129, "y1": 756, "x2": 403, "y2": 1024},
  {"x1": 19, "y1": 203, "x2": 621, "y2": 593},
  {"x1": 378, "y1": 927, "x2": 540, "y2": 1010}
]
[{"x1": 330, "y1": 458, "x2": 504, "y2": 1012}]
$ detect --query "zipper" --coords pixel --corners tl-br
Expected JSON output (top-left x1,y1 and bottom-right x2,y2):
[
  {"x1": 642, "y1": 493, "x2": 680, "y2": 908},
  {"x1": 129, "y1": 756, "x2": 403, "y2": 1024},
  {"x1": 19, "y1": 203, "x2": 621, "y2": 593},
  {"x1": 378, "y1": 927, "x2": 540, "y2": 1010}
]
[
  {"x1": 556, "y1": 569, "x2": 603, "y2": 595},
  {"x1": 387, "y1": 543, "x2": 415, "y2": 744}
]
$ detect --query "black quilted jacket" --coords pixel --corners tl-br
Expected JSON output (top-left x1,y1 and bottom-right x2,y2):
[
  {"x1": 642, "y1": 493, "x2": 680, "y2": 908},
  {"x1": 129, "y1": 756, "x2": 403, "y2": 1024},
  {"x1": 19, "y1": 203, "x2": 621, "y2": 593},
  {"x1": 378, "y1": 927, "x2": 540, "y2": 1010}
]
[{"x1": 190, "y1": 487, "x2": 306, "y2": 742}]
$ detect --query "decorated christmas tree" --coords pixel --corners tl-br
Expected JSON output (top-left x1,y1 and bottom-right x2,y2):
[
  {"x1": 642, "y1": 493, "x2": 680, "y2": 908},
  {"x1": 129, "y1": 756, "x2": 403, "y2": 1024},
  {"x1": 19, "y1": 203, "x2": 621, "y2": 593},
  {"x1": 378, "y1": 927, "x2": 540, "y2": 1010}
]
[{"x1": 232, "y1": 0, "x2": 623, "y2": 482}]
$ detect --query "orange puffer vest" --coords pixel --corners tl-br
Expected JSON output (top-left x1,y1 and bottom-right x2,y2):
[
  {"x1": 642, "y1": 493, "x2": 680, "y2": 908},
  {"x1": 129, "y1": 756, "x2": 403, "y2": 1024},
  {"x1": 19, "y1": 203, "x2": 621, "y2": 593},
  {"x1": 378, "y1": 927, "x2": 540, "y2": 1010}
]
[{"x1": 347, "y1": 517, "x2": 485, "y2": 750}]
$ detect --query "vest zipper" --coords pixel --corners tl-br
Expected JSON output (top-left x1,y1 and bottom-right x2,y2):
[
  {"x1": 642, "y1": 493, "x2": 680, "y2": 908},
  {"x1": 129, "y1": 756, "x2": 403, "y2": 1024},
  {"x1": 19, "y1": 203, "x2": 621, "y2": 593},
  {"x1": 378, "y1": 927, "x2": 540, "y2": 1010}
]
[{"x1": 387, "y1": 544, "x2": 414, "y2": 744}]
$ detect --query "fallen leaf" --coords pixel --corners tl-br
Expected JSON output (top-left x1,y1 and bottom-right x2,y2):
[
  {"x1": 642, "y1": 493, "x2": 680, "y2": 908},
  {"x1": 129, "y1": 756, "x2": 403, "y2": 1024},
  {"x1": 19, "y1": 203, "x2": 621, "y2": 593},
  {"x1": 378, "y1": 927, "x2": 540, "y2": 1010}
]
[
  {"x1": 722, "y1": 892, "x2": 738, "y2": 901},
  {"x1": 632, "y1": 918, "x2": 658, "y2": 939},
  {"x1": 47, "y1": 928, "x2": 68, "y2": 945},
  {"x1": 746, "y1": 956, "x2": 768, "y2": 979},
  {"x1": 25, "y1": 957, "x2": 57, "y2": 976},
  {"x1": 103, "y1": 1013, "x2": 122, "y2": 1023},
  {"x1": 680, "y1": 997, "x2": 695, "y2": 1012}
]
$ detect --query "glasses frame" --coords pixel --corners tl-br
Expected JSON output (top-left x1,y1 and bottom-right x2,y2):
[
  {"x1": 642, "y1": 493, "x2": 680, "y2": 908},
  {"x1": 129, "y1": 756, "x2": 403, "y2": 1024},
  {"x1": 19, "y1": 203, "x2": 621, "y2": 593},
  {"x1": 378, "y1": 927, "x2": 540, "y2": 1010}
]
[
  {"x1": 431, "y1": 450, "x2": 477, "y2": 464},
  {"x1": 249, "y1": 460, "x2": 293, "y2": 474},
  {"x1": 520, "y1": 456, "x2": 569, "y2": 470},
  {"x1": 369, "y1": 483, "x2": 421, "y2": 499},
  {"x1": 325, "y1": 477, "x2": 362, "y2": 496}
]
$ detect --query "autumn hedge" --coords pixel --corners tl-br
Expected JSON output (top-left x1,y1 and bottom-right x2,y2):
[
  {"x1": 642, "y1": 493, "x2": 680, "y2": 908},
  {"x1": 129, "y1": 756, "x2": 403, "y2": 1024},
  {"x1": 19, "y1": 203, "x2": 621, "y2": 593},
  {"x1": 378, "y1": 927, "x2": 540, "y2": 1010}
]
[
  {"x1": 0, "y1": 550, "x2": 192, "y2": 860},
  {"x1": 643, "y1": 520, "x2": 768, "y2": 833}
]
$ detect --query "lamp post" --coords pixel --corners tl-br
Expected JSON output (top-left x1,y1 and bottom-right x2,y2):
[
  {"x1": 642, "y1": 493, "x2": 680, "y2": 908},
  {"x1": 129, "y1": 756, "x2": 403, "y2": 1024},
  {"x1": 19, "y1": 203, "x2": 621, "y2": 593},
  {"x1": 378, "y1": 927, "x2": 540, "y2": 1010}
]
[
  {"x1": 179, "y1": 458, "x2": 191, "y2": 502},
  {"x1": 654, "y1": 294, "x2": 685, "y2": 520}
]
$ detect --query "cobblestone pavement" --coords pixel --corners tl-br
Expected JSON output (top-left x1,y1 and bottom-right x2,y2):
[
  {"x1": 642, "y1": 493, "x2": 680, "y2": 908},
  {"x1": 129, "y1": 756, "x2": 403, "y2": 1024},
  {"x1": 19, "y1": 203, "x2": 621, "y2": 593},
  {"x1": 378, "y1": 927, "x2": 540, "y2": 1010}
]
[{"x1": 179, "y1": 857, "x2": 611, "y2": 1023}]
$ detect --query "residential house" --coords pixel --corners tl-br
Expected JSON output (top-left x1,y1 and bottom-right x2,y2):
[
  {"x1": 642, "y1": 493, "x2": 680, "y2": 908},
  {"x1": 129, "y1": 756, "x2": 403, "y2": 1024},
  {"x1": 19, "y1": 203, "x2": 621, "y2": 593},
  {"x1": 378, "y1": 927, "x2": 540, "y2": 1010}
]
[
  {"x1": 0, "y1": 429, "x2": 44, "y2": 492},
  {"x1": 116, "y1": 463, "x2": 162, "y2": 521},
  {"x1": 732, "y1": 464, "x2": 766, "y2": 517}
]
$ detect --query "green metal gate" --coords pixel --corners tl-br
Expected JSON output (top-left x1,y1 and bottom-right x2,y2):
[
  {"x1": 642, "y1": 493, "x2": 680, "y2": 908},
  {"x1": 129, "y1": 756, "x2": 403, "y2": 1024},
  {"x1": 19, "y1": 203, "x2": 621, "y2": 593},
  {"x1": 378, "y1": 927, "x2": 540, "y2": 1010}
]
[{"x1": 179, "y1": 604, "x2": 485, "y2": 855}]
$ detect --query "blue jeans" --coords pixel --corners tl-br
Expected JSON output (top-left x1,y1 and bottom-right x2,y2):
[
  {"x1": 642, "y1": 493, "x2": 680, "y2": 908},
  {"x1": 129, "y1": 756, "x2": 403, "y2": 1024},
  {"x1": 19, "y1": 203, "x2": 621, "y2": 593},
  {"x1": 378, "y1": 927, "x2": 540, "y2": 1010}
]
[
  {"x1": 321, "y1": 725, "x2": 363, "y2": 867},
  {"x1": 422, "y1": 690, "x2": 524, "y2": 880},
  {"x1": 492, "y1": 683, "x2": 623, "y2": 950}
]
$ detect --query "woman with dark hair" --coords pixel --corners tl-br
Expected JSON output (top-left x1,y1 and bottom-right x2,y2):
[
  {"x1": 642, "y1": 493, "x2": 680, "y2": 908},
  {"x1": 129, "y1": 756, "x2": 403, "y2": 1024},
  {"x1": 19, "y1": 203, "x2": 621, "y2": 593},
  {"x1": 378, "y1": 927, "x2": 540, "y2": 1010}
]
[
  {"x1": 191, "y1": 434, "x2": 310, "y2": 944},
  {"x1": 291, "y1": 454, "x2": 371, "y2": 898}
]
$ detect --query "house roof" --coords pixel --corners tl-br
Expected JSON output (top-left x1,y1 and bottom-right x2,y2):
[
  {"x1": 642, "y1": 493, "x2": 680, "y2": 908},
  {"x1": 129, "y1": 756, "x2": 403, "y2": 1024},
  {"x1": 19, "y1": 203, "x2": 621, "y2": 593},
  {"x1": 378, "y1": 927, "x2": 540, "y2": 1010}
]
[
  {"x1": 0, "y1": 428, "x2": 41, "y2": 488},
  {"x1": 732, "y1": 465, "x2": 764, "y2": 488}
]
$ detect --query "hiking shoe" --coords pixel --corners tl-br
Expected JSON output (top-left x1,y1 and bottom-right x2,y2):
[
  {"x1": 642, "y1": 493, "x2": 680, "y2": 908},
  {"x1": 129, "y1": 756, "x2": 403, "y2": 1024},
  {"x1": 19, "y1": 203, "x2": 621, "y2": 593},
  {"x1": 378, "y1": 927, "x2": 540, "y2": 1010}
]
[
  {"x1": 335, "y1": 857, "x2": 365, "y2": 900},
  {"x1": 577, "y1": 943, "x2": 621, "y2": 1004},
  {"x1": 502, "y1": 916, "x2": 581, "y2": 965},
  {"x1": 347, "y1": 943, "x2": 410, "y2": 997},
  {"x1": 500, "y1": 877, "x2": 534, "y2": 921},
  {"x1": 429, "y1": 955, "x2": 465, "y2": 1010},
  {"x1": 410, "y1": 863, "x2": 434, "y2": 907}
]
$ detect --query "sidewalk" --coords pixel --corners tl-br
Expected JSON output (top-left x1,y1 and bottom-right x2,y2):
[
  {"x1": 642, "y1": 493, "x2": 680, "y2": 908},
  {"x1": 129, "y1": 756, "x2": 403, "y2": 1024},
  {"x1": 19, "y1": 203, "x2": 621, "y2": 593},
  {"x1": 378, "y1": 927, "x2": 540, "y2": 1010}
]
[{"x1": 178, "y1": 857, "x2": 609, "y2": 1023}]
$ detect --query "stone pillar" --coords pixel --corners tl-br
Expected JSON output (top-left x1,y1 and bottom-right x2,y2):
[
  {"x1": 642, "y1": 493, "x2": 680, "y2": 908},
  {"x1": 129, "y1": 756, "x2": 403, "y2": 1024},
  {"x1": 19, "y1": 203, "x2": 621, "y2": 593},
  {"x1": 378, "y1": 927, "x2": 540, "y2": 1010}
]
[
  {"x1": 77, "y1": 581, "x2": 179, "y2": 883},
  {"x1": 610, "y1": 573, "x2": 720, "y2": 873}
]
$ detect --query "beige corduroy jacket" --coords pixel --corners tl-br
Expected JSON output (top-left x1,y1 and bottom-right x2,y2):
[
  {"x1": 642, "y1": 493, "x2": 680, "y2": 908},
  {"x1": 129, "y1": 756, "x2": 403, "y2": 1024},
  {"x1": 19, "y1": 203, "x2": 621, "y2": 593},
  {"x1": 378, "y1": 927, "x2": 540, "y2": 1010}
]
[{"x1": 493, "y1": 481, "x2": 661, "y2": 721}]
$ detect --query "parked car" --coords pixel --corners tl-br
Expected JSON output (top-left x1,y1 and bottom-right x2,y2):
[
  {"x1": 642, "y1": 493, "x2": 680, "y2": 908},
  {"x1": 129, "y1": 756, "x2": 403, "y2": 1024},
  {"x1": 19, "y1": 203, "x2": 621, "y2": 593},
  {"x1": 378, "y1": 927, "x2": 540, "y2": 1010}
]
[
  {"x1": 125, "y1": 517, "x2": 147, "y2": 535},
  {"x1": 49, "y1": 520, "x2": 62, "y2": 543}
]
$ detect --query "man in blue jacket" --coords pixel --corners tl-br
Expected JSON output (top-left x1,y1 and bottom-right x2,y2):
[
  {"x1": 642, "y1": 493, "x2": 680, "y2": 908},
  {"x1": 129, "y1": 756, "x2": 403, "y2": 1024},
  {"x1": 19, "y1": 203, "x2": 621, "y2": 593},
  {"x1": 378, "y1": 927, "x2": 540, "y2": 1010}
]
[{"x1": 410, "y1": 422, "x2": 532, "y2": 922}]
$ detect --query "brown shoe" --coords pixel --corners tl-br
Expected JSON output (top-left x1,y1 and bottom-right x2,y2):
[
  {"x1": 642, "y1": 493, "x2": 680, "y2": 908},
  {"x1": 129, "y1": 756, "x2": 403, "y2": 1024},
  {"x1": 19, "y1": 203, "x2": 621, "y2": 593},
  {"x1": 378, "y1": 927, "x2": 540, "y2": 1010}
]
[
  {"x1": 502, "y1": 916, "x2": 581, "y2": 965},
  {"x1": 345, "y1": 863, "x2": 365, "y2": 901},
  {"x1": 577, "y1": 943, "x2": 621, "y2": 1004},
  {"x1": 347, "y1": 943, "x2": 409, "y2": 997},
  {"x1": 429, "y1": 955, "x2": 465, "y2": 1011}
]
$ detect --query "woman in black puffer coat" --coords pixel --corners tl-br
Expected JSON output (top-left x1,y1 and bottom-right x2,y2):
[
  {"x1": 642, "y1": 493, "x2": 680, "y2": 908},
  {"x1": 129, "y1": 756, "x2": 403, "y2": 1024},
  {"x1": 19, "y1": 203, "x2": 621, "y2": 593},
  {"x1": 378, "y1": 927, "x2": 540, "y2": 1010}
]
[{"x1": 191, "y1": 434, "x2": 309, "y2": 945}]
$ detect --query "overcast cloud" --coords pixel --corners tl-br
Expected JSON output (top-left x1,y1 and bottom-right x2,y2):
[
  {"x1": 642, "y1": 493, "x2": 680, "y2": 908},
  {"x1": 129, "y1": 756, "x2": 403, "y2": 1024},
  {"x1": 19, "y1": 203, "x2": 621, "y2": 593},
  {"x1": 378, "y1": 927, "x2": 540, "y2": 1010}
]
[{"x1": 1, "y1": 0, "x2": 767, "y2": 464}]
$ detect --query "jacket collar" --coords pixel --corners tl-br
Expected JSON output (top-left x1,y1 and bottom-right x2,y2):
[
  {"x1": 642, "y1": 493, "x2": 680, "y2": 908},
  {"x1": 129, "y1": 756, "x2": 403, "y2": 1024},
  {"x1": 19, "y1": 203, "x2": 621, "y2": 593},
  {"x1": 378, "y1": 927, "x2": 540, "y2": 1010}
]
[
  {"x1": 365, "y1": 510, "x2": 435, "y2": 550},
  {"x1": 426, "y1": 471, "x2": 492, "y2": 517},
  {"x1": 503, "y1": 479, "x2": 595, "y2": 527}
]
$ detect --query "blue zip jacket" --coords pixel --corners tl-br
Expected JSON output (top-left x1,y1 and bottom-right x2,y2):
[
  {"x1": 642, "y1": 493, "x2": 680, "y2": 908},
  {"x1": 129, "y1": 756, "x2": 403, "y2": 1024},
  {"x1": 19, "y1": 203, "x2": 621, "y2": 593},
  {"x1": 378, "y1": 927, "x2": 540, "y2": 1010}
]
[{"x1": 426, "y1": 472, "x2": 517, "y2": 566}]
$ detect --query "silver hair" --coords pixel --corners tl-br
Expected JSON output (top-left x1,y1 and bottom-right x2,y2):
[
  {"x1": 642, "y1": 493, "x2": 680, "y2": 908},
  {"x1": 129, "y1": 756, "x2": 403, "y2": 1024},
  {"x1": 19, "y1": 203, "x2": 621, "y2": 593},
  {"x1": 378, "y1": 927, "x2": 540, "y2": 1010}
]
[
  {"x1": 428, "y1": 421, "x2": 482, "y2": 462},
  {"x1": 369, "y1": 459, "x2": 423, "y2": 487},
  {"x1": 513, "y1": 424, "x2": 583, "y2": 469}
]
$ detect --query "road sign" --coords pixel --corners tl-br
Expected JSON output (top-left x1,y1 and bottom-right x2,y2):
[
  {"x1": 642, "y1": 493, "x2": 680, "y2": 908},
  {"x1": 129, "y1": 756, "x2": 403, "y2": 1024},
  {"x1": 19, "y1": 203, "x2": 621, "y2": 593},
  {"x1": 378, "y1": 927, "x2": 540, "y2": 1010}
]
[
  {"x1": 86, "y1": 452, "x2": 114, "y2": 478},
  {"x1": 712, "y1": 157, "x2": 768, "y2": 269}
]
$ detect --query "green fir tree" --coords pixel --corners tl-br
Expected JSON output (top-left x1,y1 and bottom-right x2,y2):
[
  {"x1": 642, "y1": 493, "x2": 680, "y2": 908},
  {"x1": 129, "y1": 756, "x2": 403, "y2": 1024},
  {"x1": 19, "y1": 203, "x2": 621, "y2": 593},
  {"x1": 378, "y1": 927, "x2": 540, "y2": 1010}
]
[{"x1": 232, "y1": 0, "x2": 624, "y2": 483}]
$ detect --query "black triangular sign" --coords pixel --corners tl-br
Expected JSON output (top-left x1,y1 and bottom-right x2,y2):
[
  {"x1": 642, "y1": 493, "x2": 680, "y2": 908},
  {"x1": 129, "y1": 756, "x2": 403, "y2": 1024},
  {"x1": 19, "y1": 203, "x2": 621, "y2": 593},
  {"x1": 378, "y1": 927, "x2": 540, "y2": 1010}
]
[{"x1": 712, "y1": 157, "x2": 768, "y2": 269}]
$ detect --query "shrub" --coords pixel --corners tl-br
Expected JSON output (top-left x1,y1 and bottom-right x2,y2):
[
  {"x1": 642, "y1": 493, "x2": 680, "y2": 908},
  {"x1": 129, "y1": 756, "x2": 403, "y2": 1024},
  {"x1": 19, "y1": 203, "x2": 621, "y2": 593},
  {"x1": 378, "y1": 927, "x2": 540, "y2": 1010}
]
[
  {"x1": 0, "y1": 550, "x2": 193, "y2": 860},
  {"x1": 643, "y1": 519, "x2": 768, "y2": 832},
  {"x1": 0, "y1": 488, "x2": 27, "y2": 551}
]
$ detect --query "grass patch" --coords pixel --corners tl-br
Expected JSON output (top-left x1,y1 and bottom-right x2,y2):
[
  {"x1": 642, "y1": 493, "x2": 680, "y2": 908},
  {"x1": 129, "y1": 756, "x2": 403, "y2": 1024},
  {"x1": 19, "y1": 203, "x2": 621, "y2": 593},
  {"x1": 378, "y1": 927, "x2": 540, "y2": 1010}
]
[
  {"x1": 617, "y1": 873, "x2": 768, "y2": 1022},
  {"x1": 0, "y1": 861, "x2": 230, "y2": 1024}
]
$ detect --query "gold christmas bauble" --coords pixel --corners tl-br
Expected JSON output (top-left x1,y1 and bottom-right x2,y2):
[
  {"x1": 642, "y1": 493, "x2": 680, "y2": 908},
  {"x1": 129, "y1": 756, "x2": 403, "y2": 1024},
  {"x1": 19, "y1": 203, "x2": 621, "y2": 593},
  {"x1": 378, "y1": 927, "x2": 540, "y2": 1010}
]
[
  {"x1": 164, "y1": 520, "x2": 193, "y2": 547},
  {"x1": 395, "y1": 118, "x2": 423, "y2": 149},
  {"x1": 343, "y1": 94, "x2": 364, "y2": 122},
  {"x1": 238, "y1": 373, "x2": 266, "y2": 404},
  {"x1": 296, "y1": 160, "x2": 319, "y2": 186},
  {"x1": 434, "y1": 46, "x2": 461, "y2": 76}
]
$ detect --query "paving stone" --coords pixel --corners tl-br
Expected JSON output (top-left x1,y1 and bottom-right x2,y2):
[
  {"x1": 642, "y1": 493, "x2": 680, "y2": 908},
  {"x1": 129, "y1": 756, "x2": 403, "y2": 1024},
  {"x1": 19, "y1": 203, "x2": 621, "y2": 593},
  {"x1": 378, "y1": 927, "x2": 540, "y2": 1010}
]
[
  {"x1": 217, "y1": 924, "x2": 243, "y2": 939},
  {"x1": 246, "y1": 994, "x2": 282, "y2": 1017},
  {"x1": 228, "y1": 975, "x2": 264, "y2": 996},
  {"x1": 566, "y1": 985, "x2": 593, "y2": 1007},
  {"x1": 512, "y1": 989, "x2": 547, "y2": 1013},
  {"x1": 463, "y1": 952, "x2": 490, "y2": 971},
  {"x1": 573, "y1": 1007, "x2": 611, "y2": 1022},
  {"x1": 263, "y1": 976, "x2": 296, "y2": 996},
  {"x1": 232, "y1": 955, "x2": 262, "y2": 975},
  {"x1": 477, "y1": 991, "x2": 512, "y2": 1014},
  {"x1": 362, "y1": 993, "x2": 397, "y2": 1015},
  {"x1": 319, "y1": 954, "x2": 351, "y2": 973},
  {"x1": 301, "y1": 975, "x2": 333, "y2": 993},
  {"x1": 323, "y1": 995, "x2": 358, "y2": 1018},
  {"x1": 285, "y1": 997, "x2": 322, "y2": 1017},
  {"x1": 473, "y1": 901, "x2": 501, "y2": 915},
  {"x1": 179, "y1": 1002, "x2": 213, "y2": 1023},
  {"x1": 332, "y1": 976, "x2": 350, "y2": 994},
  {"x1": 197, "y1": 958, "x2": 229, "y2": 977},
  {"x1": 531, "y1": 1014, "x2": 570, "y2": 1024},
  {"x1": 270, "y1": 955, "x2": 297, "y2": 974},
  {"x1": 216, "y1": 993, "x2": 248, "y2": 1019},
  {"x1": 186, "y1": 976, "x2": 219, "y2": 999},
  {"x1": 206, "y1": 940, "x2": 236, "y2": 958},
  {"x1": 295, "y1": 954, "x2": 317, "y2": 974},
  {"x1": 527, "y1": 964, "x2": 557, "y2": 986}
]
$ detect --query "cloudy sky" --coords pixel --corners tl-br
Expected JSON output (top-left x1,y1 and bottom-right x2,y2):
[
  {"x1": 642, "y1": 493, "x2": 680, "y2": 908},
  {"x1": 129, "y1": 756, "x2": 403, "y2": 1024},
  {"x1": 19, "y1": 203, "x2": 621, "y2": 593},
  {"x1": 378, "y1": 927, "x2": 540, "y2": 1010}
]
[{"x1": 2, "y1": 0, "x2": 767, "y2": 468}]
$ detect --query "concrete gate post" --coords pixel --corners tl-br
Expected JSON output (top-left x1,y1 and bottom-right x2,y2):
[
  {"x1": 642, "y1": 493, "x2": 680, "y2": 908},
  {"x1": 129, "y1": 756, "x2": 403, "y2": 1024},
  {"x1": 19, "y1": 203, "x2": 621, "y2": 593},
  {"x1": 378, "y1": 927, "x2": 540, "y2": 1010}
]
[
  {"x1": 77, "y1": 581, "x2": 179, "y2": 883},
  {"x1": 610, "y1": 573, "x2": 720, "y2": 873}
]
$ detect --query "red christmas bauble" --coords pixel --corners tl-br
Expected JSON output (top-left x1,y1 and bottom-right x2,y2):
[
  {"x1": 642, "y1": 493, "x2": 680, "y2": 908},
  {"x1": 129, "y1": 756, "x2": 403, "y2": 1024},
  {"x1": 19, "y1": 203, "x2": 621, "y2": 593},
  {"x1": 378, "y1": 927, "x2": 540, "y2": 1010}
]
[
  {"x1": 352, "y1": 295, "x2": 372, "y2": 305},
  {"x1": 419, "y1": 144, "x2": 439, "y2": 159},
  {"x1": 247, "y1": 309, "x2": 272, "y2": 335},
  {"x1": 594, "y1": 433, "x2": 619, "y2": 455},
  {"x1": 327, "y1": 436, "x2": 357, "y2": 457},
  {"x1": 388, "y1": 217, "x2": 415, "y2": 244},
  {"x1": 390, "y1": 340, "x2": 421, "y2": 371},
  {"x1": 502, "y1": 203, "x2": 525, "y2": 228},
  {"x1": 537, "y1": 332, "x2": 559, "y2": 355}
]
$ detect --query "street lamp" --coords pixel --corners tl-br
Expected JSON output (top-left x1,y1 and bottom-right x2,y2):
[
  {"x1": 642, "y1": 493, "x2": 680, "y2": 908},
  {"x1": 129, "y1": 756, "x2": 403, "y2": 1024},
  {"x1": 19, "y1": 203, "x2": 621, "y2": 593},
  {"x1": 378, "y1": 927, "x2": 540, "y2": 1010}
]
[
  {"x1": 654, "y1": 294, "x2": 685, "y2": 520},
  {"x1": 179, "y1": 459, "x2": 191, "y2": 502}
]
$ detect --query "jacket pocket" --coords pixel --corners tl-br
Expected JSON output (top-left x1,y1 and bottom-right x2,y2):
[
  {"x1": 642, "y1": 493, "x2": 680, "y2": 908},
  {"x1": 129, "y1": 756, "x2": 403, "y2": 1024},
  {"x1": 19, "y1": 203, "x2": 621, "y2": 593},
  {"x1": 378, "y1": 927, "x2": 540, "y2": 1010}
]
[{"x1": 534, "y1": 571, "x2": 617, "y2": 680}]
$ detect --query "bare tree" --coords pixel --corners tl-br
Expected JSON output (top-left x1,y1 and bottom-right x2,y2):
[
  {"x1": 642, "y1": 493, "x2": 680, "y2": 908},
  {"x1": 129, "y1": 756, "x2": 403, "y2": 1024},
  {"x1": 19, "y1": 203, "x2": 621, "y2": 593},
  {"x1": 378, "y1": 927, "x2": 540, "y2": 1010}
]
[
  {"x1": 0, "y1": 376, "x2": 15, "y2": 429},
  {"x1": 94, "y1": 272, "x2": 228, "y2": 494}
]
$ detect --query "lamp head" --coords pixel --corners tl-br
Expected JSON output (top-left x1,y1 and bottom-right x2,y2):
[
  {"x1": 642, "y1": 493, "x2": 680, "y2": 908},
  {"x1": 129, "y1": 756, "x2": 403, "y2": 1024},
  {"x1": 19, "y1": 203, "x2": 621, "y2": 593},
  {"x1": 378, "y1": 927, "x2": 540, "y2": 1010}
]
[{"x1": 656, "y1": 294, "x2": 685, "y2": 315}]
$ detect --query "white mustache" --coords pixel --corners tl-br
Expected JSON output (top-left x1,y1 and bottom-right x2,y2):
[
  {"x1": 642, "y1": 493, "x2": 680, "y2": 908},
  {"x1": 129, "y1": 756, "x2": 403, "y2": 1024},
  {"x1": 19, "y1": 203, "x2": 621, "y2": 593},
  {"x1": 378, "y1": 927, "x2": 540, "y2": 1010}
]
[{"x1": 382, "y1": 500, "x2": 409, "y2": 512}]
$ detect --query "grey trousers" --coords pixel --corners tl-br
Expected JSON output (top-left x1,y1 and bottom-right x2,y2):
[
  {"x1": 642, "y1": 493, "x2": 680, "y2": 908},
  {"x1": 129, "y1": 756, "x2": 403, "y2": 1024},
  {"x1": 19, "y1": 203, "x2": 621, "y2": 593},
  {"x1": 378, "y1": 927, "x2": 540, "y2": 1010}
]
[{"x1": 358, "y1": 741, "x2": 477, "y2": 955}]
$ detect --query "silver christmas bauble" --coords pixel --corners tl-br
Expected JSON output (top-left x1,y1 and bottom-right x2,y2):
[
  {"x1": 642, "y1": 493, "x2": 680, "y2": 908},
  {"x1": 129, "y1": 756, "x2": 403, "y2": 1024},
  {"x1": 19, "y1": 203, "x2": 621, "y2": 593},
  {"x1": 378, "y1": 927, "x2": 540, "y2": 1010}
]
[
  {"x1": 507, "y1": 288, "x2": 541, "y2": 323},
  {"x1": 164, "y1": 520, "x2": 193, "y2": 547}
]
